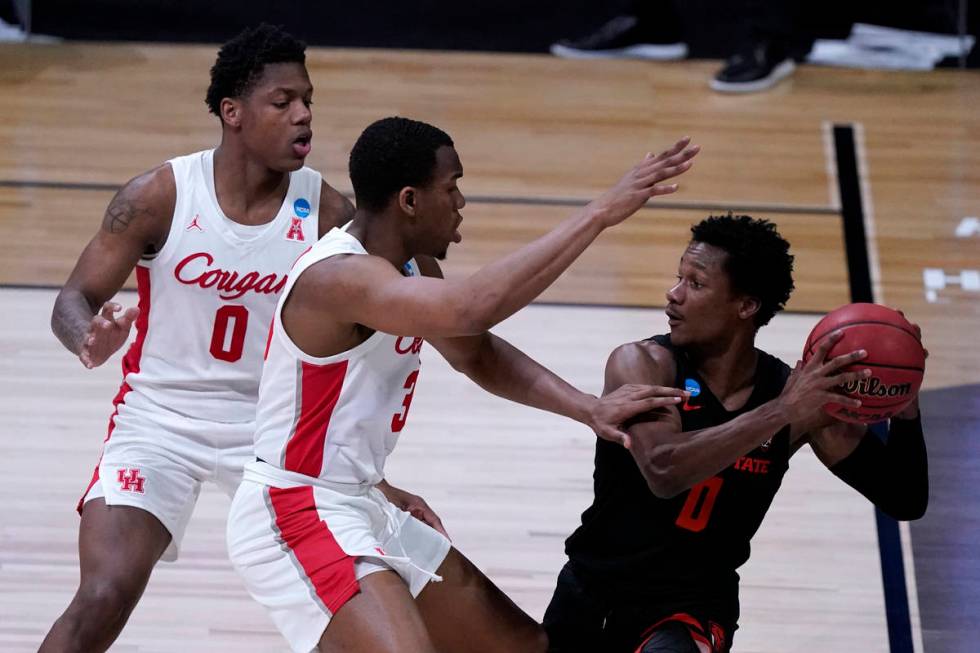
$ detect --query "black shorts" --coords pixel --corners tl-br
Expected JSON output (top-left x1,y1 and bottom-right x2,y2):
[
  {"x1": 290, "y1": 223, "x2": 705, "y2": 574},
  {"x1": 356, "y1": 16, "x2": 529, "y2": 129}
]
[{"x1": 543, "y1": 561, "x2": 734, "y2": 653}]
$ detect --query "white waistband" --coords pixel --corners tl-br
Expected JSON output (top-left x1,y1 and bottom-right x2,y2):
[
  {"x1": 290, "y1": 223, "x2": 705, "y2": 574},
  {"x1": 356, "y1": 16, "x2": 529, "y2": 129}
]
[{"x1": 243, "y1": 460, "x2": 374, "y2": 496}]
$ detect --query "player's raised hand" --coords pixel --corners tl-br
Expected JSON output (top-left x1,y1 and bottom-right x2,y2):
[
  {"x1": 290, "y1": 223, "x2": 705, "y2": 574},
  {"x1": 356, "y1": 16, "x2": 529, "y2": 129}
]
[
  {"x1": 777, "y1": 331, "x2": 870, "y2": 425},
  {"x1": 79, "y1": 302, "x2": 140, "y2": 369},
  {"x1": 589, "y1": 137, "x2": 700, "y2": 229},
  {"x1": 588, "y1": 383, "x2": 687, "y2": 449}
]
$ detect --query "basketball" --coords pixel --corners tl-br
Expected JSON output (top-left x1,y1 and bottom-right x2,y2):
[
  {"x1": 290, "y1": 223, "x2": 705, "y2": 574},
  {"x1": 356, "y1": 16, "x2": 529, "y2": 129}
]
[{"x1": 802, "y1": 303, "x2": 925, "y2": 424}]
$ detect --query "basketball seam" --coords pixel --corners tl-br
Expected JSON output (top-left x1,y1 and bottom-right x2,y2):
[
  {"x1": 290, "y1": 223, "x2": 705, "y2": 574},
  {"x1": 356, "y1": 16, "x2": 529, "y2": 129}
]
[{"x1": 807, "y1": 319, "x2": 918, "y2": 351}]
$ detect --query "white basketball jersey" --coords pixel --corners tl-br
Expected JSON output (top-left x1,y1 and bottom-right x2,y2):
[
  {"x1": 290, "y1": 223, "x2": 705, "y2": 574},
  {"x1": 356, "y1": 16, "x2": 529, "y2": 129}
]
[
  {"x1": 253, "y1": 227, "x2": 423, "y2": 486},
  {"x1": 118, "y1": 149, "x2": 322, "y2": 423}
]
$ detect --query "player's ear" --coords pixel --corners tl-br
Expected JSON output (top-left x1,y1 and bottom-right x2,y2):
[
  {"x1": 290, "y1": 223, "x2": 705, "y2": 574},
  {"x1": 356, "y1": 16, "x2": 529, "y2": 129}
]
[
  {"x1": 398, "y1": 187, "x2": 416, "y2": 217},
  {"x1": 220, "y1": 97, "x2": 242, "y2": 128},
  {"x1": 739, "y1": 296, "x2": 761, "y2": 321}
]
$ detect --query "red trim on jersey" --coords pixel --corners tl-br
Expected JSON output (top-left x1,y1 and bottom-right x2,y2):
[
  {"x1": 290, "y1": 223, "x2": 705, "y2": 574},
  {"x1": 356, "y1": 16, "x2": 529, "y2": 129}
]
[
  {"x1": 269, "y1": 485, "x2": 359, "y2": 614},
  {"x1": 77, "y1": 266, "x2": 152, "y2": 513},
  {"x1": 263, "y1": 320, "x2": 275, "y2": 361},
  {"x1": 634, "y1": 612, "x2": 720, "y2": 653},
  {"x1": 284, "y1": 360, "x2": 348, "y2": 477}
]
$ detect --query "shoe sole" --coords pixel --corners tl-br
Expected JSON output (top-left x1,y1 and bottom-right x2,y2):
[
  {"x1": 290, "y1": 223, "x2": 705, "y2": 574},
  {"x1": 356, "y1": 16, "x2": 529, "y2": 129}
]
[
  {"x1": 709, "y1": 59, "x2": 796, "y2": 93},
  {"x1": 550, "y1": 43, "x2": 688, "y2": 61}
]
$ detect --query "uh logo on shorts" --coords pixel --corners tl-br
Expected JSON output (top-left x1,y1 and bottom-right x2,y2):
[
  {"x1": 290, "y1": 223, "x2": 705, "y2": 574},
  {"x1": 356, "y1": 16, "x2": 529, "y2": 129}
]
[{"x1": 116, "y1": 468, "x2": 146, "y2": 493}]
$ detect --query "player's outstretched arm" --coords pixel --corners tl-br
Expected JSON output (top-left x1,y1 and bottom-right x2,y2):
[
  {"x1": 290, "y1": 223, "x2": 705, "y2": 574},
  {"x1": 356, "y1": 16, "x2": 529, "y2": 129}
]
[
  {"x1": 51, "y1": 165, "x2": 174, "y2": 368},
  {"x1": 616, "y1": 333, "x2": 871, "y2": 498},
  {"x1": 314, "y1": 140, "x2": 699, "y2": 339},
  {"x1": 429, "y1": 327, "x2": 685, "y2": 446}
]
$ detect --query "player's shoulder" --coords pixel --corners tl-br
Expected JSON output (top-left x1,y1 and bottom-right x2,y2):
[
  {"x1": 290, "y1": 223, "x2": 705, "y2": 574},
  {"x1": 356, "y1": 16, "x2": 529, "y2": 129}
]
[
  {"x1": 117, "y1": 163, "x2": 176, "y2": 211},
  {"x1": 317, "y1": 178, "x2": 355, "y2": 232},
  {"x1": 755, "y1": 346, "x2": 792, "y2": 383},
  {"x1": 102, "y1": 163, "x2": 176, "y2": 238},
  {"x1": 607, "y1": 338, "x2": 677, "y2": 385}
]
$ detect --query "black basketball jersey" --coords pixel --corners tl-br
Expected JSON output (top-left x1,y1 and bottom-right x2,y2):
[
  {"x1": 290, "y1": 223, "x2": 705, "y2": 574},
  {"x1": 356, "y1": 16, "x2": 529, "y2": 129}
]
[{"x1": 565, "y1": 334, "x2": 792, "y2": 625}]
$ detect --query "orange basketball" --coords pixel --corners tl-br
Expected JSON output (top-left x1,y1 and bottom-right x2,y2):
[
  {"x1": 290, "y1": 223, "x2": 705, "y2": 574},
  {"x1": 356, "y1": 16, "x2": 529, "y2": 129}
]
[{"x1": 802, "y1": 303, "x2": 925, "y2": 424}]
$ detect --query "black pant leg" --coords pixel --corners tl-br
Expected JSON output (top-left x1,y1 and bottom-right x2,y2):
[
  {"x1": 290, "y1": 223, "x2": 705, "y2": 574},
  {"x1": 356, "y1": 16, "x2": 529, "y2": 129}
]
[{"x1": 543, "y1": 562, "x2": 608, "y2": 653}]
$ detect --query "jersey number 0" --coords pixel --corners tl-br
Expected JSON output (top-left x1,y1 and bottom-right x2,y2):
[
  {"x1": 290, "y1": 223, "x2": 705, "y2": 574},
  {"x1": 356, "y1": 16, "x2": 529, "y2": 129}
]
[
  {"x1": 209, "y1": 305, "x2": 249, "y2": 362},
  {"x1": 675, "y1": 476, "x2": 723, "y2": 532}
]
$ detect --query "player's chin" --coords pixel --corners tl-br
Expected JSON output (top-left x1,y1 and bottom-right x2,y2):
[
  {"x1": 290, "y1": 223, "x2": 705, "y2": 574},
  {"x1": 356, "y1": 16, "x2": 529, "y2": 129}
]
[{"x1": 280, "y1": 155, "x2": 306, "y2": 171}]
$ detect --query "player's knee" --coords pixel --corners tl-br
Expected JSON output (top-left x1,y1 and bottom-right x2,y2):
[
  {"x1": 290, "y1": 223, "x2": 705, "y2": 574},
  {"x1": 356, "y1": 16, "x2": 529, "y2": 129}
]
[{"x1": 74, "y1": 576, "x2": 141, "y2": 624}]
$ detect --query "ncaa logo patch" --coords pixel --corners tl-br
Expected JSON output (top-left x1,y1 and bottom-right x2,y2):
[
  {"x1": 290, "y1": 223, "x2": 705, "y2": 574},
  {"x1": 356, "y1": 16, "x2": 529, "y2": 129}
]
[
  {"x1": 293, "y1": 198, "x2": 311, "y2": 219},
  {"x1": 684, "y1": 378, "x2": 702, "y2": 397}
]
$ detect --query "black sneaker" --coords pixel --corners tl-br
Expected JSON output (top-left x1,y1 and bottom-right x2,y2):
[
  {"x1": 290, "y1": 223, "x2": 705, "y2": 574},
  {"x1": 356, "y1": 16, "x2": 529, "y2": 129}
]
[
  {"x1": 710, "y1": 42, "x2": 796, "y2": 93},
  {"x1": 550, "y1": 15, "x2": 688, "y2": 61}
]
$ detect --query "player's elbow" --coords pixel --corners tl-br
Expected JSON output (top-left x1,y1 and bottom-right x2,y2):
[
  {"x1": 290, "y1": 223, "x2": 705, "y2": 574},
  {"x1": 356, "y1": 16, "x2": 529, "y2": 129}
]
[
  {"x1": 885, "y1": 493, "x2": 929, "y2": 521},
  {"x1": 638, "y1": 448, "x2": 686, "y2": 499},
  {"x1": 453, "y1": 292, "x2": 498, "y2": 335}
]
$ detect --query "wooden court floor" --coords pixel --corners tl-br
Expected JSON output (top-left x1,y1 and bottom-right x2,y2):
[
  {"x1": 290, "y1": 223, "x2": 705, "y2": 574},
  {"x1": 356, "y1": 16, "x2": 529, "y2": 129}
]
[{"x1": 1, "y1": 42, "x2": 978, "y2": 652}]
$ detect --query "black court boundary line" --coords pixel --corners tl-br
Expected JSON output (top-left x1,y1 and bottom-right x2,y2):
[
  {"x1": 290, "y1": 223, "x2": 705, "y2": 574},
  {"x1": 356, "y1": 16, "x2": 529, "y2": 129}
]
[
  {"x1": 0, "y1": 178, "x2": 839, "y2": 216},
  {"x1": 0, "y1": 283, "x2": 829, "y2": 316},
  {"x1": 834, "y1": 123, "x2": 915, "y2": 653}
]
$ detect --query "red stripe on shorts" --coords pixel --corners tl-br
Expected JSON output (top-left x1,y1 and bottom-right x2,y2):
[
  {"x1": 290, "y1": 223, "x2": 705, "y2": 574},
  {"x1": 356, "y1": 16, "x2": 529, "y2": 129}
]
[
  {"x1": 269, "y1": 485, "x2": 359, "y2": 614},
  {"x1": 78, "y1": 266, "x2": 152, "y2": 513},
  {"x1": 284, "y1": 360, "x2": 348, "y2": 477}
]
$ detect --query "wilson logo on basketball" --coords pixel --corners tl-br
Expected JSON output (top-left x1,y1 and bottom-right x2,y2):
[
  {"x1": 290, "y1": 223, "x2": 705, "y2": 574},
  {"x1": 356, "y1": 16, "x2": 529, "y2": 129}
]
[
  {"x1": 174, "y1": 252, "x2": 287, "y2": 300},
  {"x1": 839, "y1": 377, "x2": 912, "y2": 398}
]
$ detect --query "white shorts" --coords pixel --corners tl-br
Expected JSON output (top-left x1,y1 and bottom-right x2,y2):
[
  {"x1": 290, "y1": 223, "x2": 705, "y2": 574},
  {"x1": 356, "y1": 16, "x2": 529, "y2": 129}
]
[
  {"x1": 227, "y1": 462, "x2": 452, "y2": 653},
  {"x1": 79, "y1": 401, "x2": 254, "y2": 561}
]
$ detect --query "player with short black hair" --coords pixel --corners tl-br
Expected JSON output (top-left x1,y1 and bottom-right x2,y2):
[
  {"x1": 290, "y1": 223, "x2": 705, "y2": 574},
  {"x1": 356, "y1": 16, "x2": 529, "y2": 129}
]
[
  {"x1": 227, "y1": 117, "x2": 700, "y2": 653},
  {"x1": 39, "y1": 26, "x2": 440, "y2": 652},
  {"x1": 544, "y1": 214, "x2": 928, "y2": 652},
  {"x1": 205, "y1": 23, "x2": 307, "y2": 118}
]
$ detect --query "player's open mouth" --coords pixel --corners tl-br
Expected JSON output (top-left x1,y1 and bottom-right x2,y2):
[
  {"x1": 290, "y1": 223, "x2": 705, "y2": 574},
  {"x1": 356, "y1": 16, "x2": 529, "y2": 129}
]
[
  {"x1": 292, "y1": 134, "x2": 312, "y2": 158},
  {"x1": 665, "y1": 307, "x2": 683, "y2": 325}
]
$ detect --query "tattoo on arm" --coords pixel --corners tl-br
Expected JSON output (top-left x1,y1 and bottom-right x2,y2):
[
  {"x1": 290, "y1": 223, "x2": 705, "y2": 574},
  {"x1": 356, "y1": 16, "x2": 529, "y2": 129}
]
[{"x1": 103, "y1": 191, "x2": 155, "y2": 234}]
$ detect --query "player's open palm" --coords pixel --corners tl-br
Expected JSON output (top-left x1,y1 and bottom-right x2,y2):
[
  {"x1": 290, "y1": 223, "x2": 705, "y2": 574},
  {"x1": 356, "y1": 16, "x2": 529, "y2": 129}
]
[
  {"x1": 778, "y1": 331, "x2": 870, "y2": 425},
  {"x1": 80, "y1": 302, "x2": 140, "y2": 369},
  {"x1": 590, "y1": 136, "x2": 700, "y2": 228}
]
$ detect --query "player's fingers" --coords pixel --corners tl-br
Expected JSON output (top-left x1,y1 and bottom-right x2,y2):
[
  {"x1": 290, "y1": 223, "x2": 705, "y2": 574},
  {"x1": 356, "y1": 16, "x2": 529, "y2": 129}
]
[
  {"x1": 599, "y1": 427, "x2": 632, "y2": 449},
  {"x1": 116, "y1": 307, "x2": 140, "y2": 329},
  {"x1": 827, "y1": 393, "x2": 862, "y2": 408},
  {"x1": 422, "y1": 510, "x2": 450, "y2": 539},
  {"x1": 808, "y1": 331, "x2": 844, "y2": 366},
  {"x1": 635, "y1": 396, "x2": 684, "y2": 412},
  {"x1": 639, "y1": 158, "x2": 695, "y2": 185},
  {"x1": 648, "y1": 137, "x2": 690, "y2": 163},
  {"x1": 821, "y1": 348, "x2": 867, "y2": 374},
  {"x1": 100, "y1": 302, "x2": 120, "y2": 319},
  {"x1": 830, "y1": 368, "x2": 872, "y2": 386},
  {"x1": 628, "y1": 385, "x2": 686, "y2": 399},
  {"x1": 649, "y1": 183, "x2": 679, "y2": 197}
]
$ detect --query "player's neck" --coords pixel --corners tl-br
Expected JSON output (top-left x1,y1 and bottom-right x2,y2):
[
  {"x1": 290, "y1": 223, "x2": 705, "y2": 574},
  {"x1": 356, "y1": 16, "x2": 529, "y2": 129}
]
[
  {"x1": 346, "y1": 212, "x2": 413, "y2": 270},
  {"x1": 212, "y1": 144, "x2": 289, "y2": 224},
  {"x1": 687, "y1": 332, "x2": 758, "y2": 401}
]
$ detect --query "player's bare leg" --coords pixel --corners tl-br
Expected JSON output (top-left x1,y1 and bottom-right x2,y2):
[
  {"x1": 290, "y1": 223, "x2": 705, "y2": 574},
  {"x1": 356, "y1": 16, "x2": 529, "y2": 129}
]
[
  {"x1": 39, "y1": 499, "x2": 171, "y2": 653},
  {"x1": 416, "y1": 547, "x2": 548, "y2": 653},
  {"x1": 318, "y1": 570, "x2": 438, "y2": 653}
]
